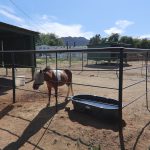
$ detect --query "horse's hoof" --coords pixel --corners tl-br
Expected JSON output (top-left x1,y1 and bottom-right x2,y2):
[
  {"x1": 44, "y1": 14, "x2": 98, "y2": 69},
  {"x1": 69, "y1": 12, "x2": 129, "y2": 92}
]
[
  {"x1": 65, "y1": 107, "x2": 70, "y2": 111},
  {"x1": 46, "y1": 103, "x2": 50, "y2": 107}
]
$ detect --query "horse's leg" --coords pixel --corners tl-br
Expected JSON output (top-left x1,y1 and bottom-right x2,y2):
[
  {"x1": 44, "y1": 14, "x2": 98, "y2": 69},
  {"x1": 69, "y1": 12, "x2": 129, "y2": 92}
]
[
  {"x1": 70, "y1": 83, "x2": 74, "y2": 96},
  {"x1": 54, "y1": 86, "x2": 58, "y2": 111},
  {"x1": 65, "y1": 85, "x2": 70, "y2": 101},
  {"x1": 47, "y1": 86, "x2": 51, "y2": 107}
]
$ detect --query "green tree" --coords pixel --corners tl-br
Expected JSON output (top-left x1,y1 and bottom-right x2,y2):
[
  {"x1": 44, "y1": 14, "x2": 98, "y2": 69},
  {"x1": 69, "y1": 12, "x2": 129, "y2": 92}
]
[
  {"x1": 89, "y1": 34, "x2": 101, "y2": 45},
  {"x1": 132, "y1": 38, "x2": 141, "y2": 48},
  {"x1": 36, "y1": 33, "x2": 64, "y2": 46},
  {"x1": 100, "y1": 38, "x2": 107, "y2": 44},
  {"x1": 119, "y1": 36, "x2": 133, "y2": 46},
  {"x1": 108, "y1": 33, "x2": 120, "y2": 43},
  {"x1": 140, "y1": 38, "x2": 150, "y2": 49}
]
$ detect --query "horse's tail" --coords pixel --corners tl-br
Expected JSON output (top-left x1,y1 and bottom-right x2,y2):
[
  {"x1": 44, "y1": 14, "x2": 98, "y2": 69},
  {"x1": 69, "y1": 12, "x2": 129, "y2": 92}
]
[
  {"x1": 64, "y1": 69, "x2": 72, "y2": 84},
  {"x1": 64, "y1": 69, "x2": 74, "y2": 96}
]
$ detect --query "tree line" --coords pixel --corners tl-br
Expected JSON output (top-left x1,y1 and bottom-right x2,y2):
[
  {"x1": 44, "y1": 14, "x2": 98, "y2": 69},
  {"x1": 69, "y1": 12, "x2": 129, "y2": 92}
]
[
  {"x1": 36, "y1": 33, "x2": 150, "y2": 49},
  {"x1": 89, "y1": 33, "x2": 150, "y2": 49},
  {"x1": 36, "y1": 33, "x2": 64, "y2": 46}
]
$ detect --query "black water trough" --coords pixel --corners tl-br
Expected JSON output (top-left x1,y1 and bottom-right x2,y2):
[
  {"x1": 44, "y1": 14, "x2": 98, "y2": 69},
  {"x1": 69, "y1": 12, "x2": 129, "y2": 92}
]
[{"x1": 71, "y1": 95, "x2": 120, "y2": 119}]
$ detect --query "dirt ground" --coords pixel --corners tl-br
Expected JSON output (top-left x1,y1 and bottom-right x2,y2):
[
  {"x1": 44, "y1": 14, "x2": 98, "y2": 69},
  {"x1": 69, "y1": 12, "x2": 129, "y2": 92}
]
[{"x1": 0, "y1": 62, "x2": 150, "y2": 150}]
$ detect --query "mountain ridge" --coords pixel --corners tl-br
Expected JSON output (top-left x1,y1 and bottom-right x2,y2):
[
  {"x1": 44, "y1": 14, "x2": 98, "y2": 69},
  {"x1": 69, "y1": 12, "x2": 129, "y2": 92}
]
[{"x1": 61, "y1": 36, "x2": 89, "y2": 46}]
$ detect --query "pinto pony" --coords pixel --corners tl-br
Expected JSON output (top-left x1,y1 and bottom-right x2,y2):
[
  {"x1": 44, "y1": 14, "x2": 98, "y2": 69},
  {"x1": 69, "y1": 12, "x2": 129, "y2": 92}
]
[{"x1": 33, "y1": 67, "x2": 74, "y2": 106}]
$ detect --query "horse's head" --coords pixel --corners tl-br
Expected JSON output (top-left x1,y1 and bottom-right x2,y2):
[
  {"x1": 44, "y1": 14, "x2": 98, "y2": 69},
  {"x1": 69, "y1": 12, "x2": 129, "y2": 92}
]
[{"x1": 33, "y1": 70, "x2": 44, "y2": 90}]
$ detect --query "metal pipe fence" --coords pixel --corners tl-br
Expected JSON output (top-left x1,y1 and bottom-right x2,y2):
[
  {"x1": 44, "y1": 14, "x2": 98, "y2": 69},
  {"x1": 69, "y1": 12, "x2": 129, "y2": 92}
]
[{"x1": 0, "y1": 47, "x2": 150, "y2": 150}]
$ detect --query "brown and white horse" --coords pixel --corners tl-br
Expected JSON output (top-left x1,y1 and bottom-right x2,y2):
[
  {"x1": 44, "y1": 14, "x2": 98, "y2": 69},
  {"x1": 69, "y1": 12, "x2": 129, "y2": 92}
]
[{"x1": 33, "y1": 67, "x2": 74, "y2": 106}]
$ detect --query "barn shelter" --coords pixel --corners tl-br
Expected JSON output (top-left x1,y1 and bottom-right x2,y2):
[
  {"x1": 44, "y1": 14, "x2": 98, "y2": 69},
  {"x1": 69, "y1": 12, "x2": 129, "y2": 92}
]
[
  {"x1": 0, "y1": 22, "x2": 39, "y2": 68},
  {"x1": 87, "y1": 43, "x2": 129, "y2": 64}
]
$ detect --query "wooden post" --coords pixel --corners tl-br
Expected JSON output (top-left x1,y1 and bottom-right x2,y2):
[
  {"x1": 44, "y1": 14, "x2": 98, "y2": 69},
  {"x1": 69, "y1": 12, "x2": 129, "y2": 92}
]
[
  {"x1": 32, "y1": 36, "x2": 36, "y2": 80},
  {"x1": 1, "y1": 40, "x2": 4, "y2": 67},
  {"x1": 11, "y1": 53, "x2": 16, "y2": 103}
]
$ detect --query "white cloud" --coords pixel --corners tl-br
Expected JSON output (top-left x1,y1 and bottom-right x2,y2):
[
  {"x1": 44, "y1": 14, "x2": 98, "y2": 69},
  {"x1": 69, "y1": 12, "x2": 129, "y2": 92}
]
[
  {"x1": 138, "y1": 34, "x2": 150, "y2": 39},
  {"x1": 0, "y1": 5, "x2": 94, "y2": 39},
  {"x1": 0, "y1": 5, "x2": 15, "y2": 13},
  {"x1": 28, "y1": 15, "x2": 94, "y2": 39},
  {"x1": 21, "y1": 15, "x2": 94, "y2": 39},
  {"x1": 115, "y1": 20, "x2": 134, "y2": 29},
  {"x1": 0, "y1": 5, "x2": 24, "y2": 22},
  {"x1": 41, "y1": 14, "x2": 49, "y2": 20},
  {"x1": 41, "y1": 14, "x2": 58, "y2": 21},
  {"x1": 37, "y1": 22, "x2": 94, "y2": 38},
  {"x1": 0, "y1": 9, "x2": 23, "y2": 22},
  {"x1": 104, "y1": 27, "x2": 123, "y2": 35},
  {"x1": 104, "y1": 20, "x2": 134, "y2": 35}
]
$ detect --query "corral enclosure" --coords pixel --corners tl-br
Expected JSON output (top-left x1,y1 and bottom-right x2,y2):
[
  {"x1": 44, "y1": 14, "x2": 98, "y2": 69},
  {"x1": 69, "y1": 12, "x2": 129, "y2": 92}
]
[{"x1": 0, "y1": 47, "x2": 150, "y2": 150}]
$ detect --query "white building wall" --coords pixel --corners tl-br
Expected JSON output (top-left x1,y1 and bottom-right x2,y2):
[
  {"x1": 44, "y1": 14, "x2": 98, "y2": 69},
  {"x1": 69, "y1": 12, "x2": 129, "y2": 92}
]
[{"x1": 36, "y1": 45, "x2": 87, "y2": 59}]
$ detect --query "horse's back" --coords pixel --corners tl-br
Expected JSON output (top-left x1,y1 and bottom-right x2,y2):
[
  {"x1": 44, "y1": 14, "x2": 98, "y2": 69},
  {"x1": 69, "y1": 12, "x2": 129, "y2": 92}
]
[{"x1": 63, "y1": 69, "x2": 72, "y2": 77}]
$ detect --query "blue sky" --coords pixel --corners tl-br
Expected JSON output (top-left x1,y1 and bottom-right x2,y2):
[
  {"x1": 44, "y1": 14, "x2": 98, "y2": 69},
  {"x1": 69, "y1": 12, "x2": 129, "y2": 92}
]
[{"x1": 0, "y1": 0, "x2": 150, "y2": 39}]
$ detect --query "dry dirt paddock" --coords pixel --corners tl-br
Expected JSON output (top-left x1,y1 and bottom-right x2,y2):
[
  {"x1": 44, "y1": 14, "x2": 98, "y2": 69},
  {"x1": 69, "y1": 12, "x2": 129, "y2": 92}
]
[{"x1": 0, "y1": 61, "x2": 150, "y2": 150}]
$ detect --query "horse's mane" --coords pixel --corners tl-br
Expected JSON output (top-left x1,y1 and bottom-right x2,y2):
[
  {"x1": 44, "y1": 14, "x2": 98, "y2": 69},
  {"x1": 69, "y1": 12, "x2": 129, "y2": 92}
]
[{"x1": 43, "y1": 66, "x2": 51, "y2": 72}]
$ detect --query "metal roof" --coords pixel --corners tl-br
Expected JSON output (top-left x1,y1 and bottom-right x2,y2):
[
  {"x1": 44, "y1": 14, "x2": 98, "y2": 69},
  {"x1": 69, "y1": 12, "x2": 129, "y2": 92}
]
[{"x1": 0, "y1": 22, "x2": 39, "y2": 35}]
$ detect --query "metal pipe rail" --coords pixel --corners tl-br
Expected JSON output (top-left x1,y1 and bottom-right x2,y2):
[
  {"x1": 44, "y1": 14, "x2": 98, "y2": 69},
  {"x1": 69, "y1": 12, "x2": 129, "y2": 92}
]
[
  {"x1": 123, "y1": 79, "x2": 146, "y2": 90},
  {"x1": 122, "y1": 91, "x2": 149, "y2": 109},
  {"x1": 0, "y1": 47, "x2": 150, "y2": 53}
]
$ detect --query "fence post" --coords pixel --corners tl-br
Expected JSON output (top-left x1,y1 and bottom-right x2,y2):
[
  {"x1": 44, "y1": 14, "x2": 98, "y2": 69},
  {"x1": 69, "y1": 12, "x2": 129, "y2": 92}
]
[
  {"x1": 55, "y1": 52, "x2": 58, "y2": 112},
  {"x1": 69, "y1": 51, "x2": 71, "y2": 68},
  {"x1": 32, "y1": 67, "x2": 35, "y2": 80},
  {"x1": 82, "y1": 52, "x2": 84, "y2": 71},
  {"x1": 66, "y1": 41, "x2": 69, "y2": 60},
  {"x1": 118, "y1": 48, "x2": 125, "y2": 150},
  {"x1": 6, "y1": 68, "x2": 8, "y2": 76},
  {"x1": 46, "y1": 53, "x2": 48, "y2": 67},
  {"x1": 32, "y1": 50, "x2": 36, "y2": 80},
  {"x1": 145, "y1": 51, "x2": 149, "y2": 111},
  {"x1": 11, "y1": 52, "x2": 16, "y2": 103}
]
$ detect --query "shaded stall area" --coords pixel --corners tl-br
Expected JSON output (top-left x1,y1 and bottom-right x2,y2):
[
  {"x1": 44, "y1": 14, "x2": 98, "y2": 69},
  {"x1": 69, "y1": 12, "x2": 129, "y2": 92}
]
[
  {"x1": 0, "y1": 22, "x2": 38, "y2": 68},
  {"x1": 87, "y1": 43, "x2": 129, "y2": 64},
  {"x1": 0, "y1": 22, "x2": 38, "y2": 96}
]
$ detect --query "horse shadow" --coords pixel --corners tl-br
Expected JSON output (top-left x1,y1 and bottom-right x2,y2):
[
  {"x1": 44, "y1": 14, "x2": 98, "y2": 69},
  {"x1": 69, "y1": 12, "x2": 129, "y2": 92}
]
[
  {"x1": 0, "y1": 77, "x2": 12, "y2": 95},
  {"x1": 68, "y1": 110, "x2": 126, "y2": 132},
  {"x1": 3, "y1": 101, "x2": 68, "y2": 150}
]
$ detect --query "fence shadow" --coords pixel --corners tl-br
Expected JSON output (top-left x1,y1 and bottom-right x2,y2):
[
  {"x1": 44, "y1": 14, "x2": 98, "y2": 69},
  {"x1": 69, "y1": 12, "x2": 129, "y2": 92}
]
[
  {"x1": 0, "y1": 104, "x2": 14, "y2": 119},
  {"x1": 85, "y1": 63, "x2": 131, "y2": 69},
  {"x1": 133, "y1": 120, "x2": 150, "y2": 150},
  {"x1": 0, "y1": 77, "x2": 12, "y2": 95},
  {"x1": 68, "y1": 110, "x2": 126, "y2": 132},
  {"x1": 3, "y1": 101, "x2": 68, "y2": 150}
]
